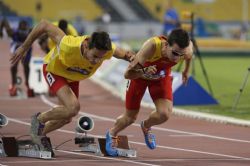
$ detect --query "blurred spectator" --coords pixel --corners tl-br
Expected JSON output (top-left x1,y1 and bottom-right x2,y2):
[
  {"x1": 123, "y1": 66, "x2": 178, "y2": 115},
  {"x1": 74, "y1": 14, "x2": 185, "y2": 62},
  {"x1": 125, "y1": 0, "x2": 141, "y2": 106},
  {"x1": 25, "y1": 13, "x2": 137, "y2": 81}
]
[
  {"x1": 196, "y1": 18, "x2": 209, "y2": 37},
  {"x1": 73, "y1": 16, "x2": 86, "y2": 36},
  {"x1": 0, "y1": 18, "x2": 34, "y2": 97},
  {"x1": 240, "y1": 22, "x2": 249, "y2": 41},
  {"x1": 162, "y1": 0, "x2": 180, "y2": 36}
]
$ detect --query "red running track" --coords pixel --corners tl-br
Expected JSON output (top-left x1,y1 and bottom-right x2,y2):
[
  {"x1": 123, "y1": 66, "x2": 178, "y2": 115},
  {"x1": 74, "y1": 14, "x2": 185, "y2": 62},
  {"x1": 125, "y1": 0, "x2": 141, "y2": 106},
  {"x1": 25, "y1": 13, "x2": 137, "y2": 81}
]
[{"x1": 0, "y1": 40, "x2": 250, "y2": 166}]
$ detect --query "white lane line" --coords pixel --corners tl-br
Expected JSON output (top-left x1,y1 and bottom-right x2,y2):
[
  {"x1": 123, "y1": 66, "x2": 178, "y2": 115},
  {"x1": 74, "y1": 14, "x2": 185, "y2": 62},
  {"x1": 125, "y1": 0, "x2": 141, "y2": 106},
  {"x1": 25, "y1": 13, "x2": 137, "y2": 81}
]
[
  {"x1": 0, "y1": 164, "x2": 8, "y2": 166},
  {"x1": 1, "y1": 151, "x2": 159, "y2": 166},
  {"x1": 2, "y1": 159, "x2": 102, "y2": 164},
  {"x1": 129, "y1": 141, "x2": 250, "y2": 160},
  {"x1": 6, "y1": 123, "x2": 158, "y2": 166},
  {"x1": 2, "y1": 158, "x2": 250, "y2": 164},
  {"x1": 1, "y1": 159, "x2": 155, "y2": 164},
  {"x1": 7, "y1": 117, "x2": 250, "y2": 160},
  {"x1": 56, "y1": 150, "x2": 160, "y2": 166},
  {"x1": 79, "y1": 112, "x2": 250, "y2": 144},
  {"x1": 168, "y1": 134, "x2": 202, "y2": 137},
  {"x1": 138, "y1": 158, "x2": 250, "y2": 161},
  {"x1": 40, "y1": 95, "x2": 250, "y2": 144}
]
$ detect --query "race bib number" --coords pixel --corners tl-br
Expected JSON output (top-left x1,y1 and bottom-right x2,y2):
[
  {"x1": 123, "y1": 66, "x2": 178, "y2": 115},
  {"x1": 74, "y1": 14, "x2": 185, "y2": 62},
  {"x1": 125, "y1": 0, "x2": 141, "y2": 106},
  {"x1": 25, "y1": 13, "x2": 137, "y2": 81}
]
[{"x1": 46, "y1": 73, "x2": 55, "y2": 87}]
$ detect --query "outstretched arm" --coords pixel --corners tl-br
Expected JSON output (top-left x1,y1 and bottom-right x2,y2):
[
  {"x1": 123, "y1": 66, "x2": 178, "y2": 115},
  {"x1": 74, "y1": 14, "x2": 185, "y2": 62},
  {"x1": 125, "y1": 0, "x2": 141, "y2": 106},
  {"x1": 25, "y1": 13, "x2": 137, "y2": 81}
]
[
  {"x1": 112, "y1": 46, "x2": 135, "y2": 62},
  {"x1": 10, "y1": 19, "x2": 65, "y2": 65},
  {"x1": 124, "y1": 39, "x2": 157, "y2": 79}
]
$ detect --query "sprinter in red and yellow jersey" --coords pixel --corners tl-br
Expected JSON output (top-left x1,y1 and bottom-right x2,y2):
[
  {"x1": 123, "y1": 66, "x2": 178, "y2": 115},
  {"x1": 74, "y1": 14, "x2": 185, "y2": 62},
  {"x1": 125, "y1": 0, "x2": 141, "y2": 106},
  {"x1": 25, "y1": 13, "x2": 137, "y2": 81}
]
[
  {"x1": 11, "y1": 19, "x2": 134, "y2": 152},
  {"x1": 106, "y1": 29, "x2": 193, "y2": 156}
]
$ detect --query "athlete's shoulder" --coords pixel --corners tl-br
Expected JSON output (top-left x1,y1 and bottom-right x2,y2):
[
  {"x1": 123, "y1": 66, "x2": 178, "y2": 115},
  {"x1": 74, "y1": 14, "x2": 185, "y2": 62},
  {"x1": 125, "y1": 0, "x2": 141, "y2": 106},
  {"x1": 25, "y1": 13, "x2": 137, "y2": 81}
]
[
  {"x1": 144, "y1": 36, "x2": 164, "y2": 49},
  {"x1": 61, "y1": 35, "x2": 86, "y2": 44},
  {"x1": 148, "y1": 36, "x2": 166, "y2": 44},
  {"x1": 59, "y1": 35, "x2": 85, "y2": 53},
  {"x1": 52, "y1": 21, "x2": 58, "y2": 26}
]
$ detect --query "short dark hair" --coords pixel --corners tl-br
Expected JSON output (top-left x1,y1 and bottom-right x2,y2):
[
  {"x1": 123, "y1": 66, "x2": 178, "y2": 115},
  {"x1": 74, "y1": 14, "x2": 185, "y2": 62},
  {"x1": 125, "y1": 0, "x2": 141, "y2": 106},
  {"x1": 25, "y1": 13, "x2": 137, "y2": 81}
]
[
  {"x1": 88, "y1": 31, "x2": 112, "y2": 50},
  {"x1": 58, "y1": 19, "x2": 68, "y2": 33},
  {"x1": 168, "y1": 28, "x2": 190, "y2": 48}
]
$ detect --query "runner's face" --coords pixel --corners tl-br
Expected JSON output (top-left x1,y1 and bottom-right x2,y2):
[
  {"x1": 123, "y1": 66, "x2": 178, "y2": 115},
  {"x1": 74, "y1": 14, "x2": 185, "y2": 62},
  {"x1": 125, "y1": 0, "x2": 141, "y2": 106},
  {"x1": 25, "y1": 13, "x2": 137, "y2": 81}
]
[
  {"x1": 168, "y1": 43, "x2": 186, "y2": 63},
  {"x1": 87, "y1": 48, "x2": 107, "y2": 65}
]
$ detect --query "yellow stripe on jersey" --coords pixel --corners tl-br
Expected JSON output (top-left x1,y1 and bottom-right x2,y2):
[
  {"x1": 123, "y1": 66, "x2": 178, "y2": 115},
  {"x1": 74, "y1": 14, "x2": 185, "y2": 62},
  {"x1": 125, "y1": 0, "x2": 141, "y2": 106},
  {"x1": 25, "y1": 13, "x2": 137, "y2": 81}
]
[
  {"x1": 146, "y1": 36, "x2": 162, "y2": 63},
  {"x1": 44, "y1": 35, "x2": 116, "y2": 82}
]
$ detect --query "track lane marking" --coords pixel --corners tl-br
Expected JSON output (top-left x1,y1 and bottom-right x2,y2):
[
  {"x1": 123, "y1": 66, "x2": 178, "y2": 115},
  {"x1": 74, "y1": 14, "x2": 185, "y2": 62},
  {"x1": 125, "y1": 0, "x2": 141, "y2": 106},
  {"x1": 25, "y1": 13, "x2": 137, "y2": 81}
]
[
  {"x1": 8, "y1": 117, "x2": 250, "y2": 160},
  {"x1": 40, "y1": 95, "x2": 250, "y2": 144}
]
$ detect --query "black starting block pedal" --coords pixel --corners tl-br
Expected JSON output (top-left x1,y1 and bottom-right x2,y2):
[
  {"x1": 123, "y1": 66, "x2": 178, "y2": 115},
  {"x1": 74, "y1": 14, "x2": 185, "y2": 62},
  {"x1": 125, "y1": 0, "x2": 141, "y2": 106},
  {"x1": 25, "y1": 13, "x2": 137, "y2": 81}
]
[
  {"x1": 75, "y1": 135, "x2": 136, "y2": 158},
  {"x1": 0, "y1": 136, "x2": 54, "y2": 159}
]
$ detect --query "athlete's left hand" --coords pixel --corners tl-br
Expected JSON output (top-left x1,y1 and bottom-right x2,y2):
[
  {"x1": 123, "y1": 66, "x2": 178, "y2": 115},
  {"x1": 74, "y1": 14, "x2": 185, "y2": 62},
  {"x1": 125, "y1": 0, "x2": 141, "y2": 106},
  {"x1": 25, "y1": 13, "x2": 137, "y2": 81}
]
[
  {"x1": 125, "y1": 51, "x2": 136, "y2": 62},
  {"x1": 182, "y1": 71, "x2": 189, "y2": 86},
  {"x1": 10, "y1": 45, "x2": 27, "y2": 66}
]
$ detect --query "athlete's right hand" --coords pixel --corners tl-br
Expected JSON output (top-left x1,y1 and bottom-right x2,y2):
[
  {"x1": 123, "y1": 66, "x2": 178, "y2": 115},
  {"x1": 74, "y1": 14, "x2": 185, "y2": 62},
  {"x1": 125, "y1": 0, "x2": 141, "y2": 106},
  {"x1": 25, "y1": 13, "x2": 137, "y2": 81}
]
[
  {"x1": 144, "y1": 65, "x2": 157, "y2": 75},
  {"x1": 141, "y1": 65, "x2": 158, "y2": 79},
  {"x1": 10, "y1": 45, "x2": 27, "y2": 66}
]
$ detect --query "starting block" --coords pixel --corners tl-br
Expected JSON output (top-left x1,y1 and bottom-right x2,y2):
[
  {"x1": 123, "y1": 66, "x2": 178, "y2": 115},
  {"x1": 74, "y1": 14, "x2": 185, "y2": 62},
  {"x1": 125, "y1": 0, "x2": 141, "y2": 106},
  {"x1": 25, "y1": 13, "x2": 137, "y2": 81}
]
[
  {"x1": 0, "y1": 136, "x2": 54, "y2": 159},
  {"x1": 75, "y1": 135, "x2": 136, "y2": 158}
]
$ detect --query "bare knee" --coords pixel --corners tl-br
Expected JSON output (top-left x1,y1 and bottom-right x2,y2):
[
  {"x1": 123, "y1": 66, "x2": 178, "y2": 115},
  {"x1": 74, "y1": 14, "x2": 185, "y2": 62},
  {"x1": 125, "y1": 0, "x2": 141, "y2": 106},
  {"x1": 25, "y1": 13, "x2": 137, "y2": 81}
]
[
  {"x1": 159, "y1": 108, "x2": 172, "y2": 122},
  {"x1": 66, "y1": 102, "x2": 80, "y2": 118},
  {"x1": 125, "y1": 111, "x2": 138, "y2": 124},
  {"x1": 116, "y1": 112, "x2": 137, "y2": 126},
  {"x1": 126, "y1": 115, "x2": 136, "y2": 124},
  {"x1": 63, "y1": 118, "x2": 72, "y2": 124}
]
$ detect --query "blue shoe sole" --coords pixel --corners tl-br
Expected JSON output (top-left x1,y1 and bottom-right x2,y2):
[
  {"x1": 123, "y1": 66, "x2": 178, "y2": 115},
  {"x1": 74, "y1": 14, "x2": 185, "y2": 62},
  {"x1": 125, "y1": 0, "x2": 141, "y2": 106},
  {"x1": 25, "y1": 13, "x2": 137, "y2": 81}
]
[{"x1": 105, "y1": 131, "x2": 118, "y2": 156}]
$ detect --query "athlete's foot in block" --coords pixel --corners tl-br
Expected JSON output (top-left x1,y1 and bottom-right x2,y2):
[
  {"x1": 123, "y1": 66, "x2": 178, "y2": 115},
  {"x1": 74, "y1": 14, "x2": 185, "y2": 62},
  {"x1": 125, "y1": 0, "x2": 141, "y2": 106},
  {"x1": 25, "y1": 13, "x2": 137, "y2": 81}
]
[
  {"x1": 30, "y1": 113, "x2": 45, "y2": 143},
  {"x1": 105, "y1": 131, "x2": 118, "y2": 156}
]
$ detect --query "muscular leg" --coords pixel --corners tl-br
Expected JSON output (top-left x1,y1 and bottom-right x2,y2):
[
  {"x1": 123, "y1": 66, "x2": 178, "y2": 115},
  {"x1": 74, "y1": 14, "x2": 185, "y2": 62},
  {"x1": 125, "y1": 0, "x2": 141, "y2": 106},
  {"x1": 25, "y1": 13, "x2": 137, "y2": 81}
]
[
  {"x1": 38, "y1": 85, "x2": 80, "y2": 134},
  {"x1": 57, "y1": 97, "x2": 64, "y2": 105},
  {"x1": 43, "y1": 119, "x2": 71, "y2": 134},
  {"x1": 111, "y1": 79, "x2": 146, "y2": 136},
  {"x1": 110, "y1": 109, "x2": 139, "y2": 136},
  {"x1": 10, "y1": 62, "x2": 18, "y2": 86},
  {"x1": 22, "y1": 62, "x2": 30, "y2": 87},
  {"x1": 143, "y1": 99, "x2": 172, "y2": 129}
]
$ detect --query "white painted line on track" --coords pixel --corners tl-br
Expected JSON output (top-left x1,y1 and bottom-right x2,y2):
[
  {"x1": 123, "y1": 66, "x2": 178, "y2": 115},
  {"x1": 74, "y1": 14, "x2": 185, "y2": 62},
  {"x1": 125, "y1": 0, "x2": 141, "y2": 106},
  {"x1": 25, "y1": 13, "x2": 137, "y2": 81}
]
[
  {"x1": 8, "y1": 117, "x2": 250, "y2": 161},
  {"x1": 2, "y1": 158, "x2": 250, "y2": 165},
  {"x1": 138, "y1": 158, "x2": 250, "y2": 161},
  {"x1": 1, "y1": 159, "x2": 155, "y2": 164},
  {"x1": 40, "y1": 95, "x2": 250, "y2": 144},
  {"x1": 56, "y1": 149, "x2": 160, "y2": 166},
  {"x1": 129, "y1": 141, "x2": 250, "y2": 160},
  {"x1": 6, "y1": 118, "x2": 158, "y2": 166},
  {"x1": 79, "y1": 111, "x2": 250, "y2": 144},
  {"x1": 0, "y1": 164, "x2": 8, "y2": 166},
  {"x1": 2, "y1": 151, "x2": 159, "y2": 166},
  {"x1": 169, "y1": 134, "x2": 201, "y2": 137}
]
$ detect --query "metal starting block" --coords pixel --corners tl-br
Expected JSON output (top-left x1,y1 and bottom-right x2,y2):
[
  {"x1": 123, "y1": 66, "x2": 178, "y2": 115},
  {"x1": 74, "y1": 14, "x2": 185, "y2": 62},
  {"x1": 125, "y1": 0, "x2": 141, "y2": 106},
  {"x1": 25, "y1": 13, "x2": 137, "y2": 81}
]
[
  {"x1": 0, "y1": 136, "x2": 54, "y2": 159},
  {"x1": 75, "y1": 135, "x2": 136, "y2": 158}
]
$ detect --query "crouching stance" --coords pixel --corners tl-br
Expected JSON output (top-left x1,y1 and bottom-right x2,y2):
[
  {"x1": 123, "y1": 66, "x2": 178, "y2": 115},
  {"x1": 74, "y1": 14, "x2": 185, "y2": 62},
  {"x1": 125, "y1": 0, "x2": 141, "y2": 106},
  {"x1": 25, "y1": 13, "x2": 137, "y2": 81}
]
[
  {"x1": 106, "y1": 29, "x2": 193, "y2": 156},
  {"x1": 10, "y1": 19, "x2": 134, "y2": 151}
]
